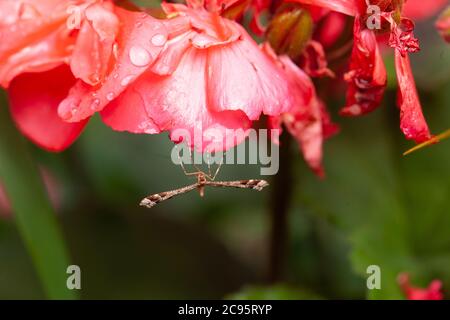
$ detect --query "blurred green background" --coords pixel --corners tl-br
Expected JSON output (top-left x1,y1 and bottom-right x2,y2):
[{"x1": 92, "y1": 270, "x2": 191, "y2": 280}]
[{"x1": 0, "y1": 2, "x2": 449, "y2": 300}]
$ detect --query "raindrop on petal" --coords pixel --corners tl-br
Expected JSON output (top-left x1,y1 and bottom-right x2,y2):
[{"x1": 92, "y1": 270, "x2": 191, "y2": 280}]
[
  {"x1": 90, "y1": 99, "x2": 100, "y2": 111},
  {"x1": 106, "y1": 92, "x2": 115, "y2": 101},
  {"x1": 129, "y1": 46, "x2": 152, "y2": 67},
  {"x1": 151, "y1": 33, "x2": 166, "y2": 47},
  {"x1": 121, "y1": 75, "x2": 134, "y2": 87}
]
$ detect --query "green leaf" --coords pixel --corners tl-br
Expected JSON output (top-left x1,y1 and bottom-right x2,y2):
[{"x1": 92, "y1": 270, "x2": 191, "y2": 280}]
[
  {"x1": 0, "y1": 91, "x2": 76, "y2": 299},
  {"x1": 295, "y1": 83, "x2": 450, "y2": 299}
]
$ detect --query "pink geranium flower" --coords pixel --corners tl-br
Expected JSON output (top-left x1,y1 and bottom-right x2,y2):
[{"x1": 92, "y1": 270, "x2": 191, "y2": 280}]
[
  {"x1": 101, "y1": 0, "x2": 297, "y2": 152},
  {"x1": 0, "y1": 0, "x2": 84, "y2": 150},
  {"x1": 0, "y1": 0, "x2": 169, "y2": 151}
]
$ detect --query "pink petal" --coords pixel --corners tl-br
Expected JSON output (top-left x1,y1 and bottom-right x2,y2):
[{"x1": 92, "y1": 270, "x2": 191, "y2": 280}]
[
  {"x1": 0, "y1": 0, "x2": 69, "y2": 26},
  {"x1": 403, "y1": 0, "x2": 448, "y2": 20},
  {"x1": 59, "y1": 7, "x2": 168, "y2": 122},
  {"x1": 8, "y1": 65, "x2": 88, "y2": 152},
  {"x1": 289, "y1": 0, "x2": 362, "y2": 16},
  {"x1": 395, "y1": 50, "x2": 431, "y2": 143},
  {"x1": 151, "y1": 27, "x2": 193, "y2": 75},
  {"x1": 0, "y1": 6, "x2": 72, "y2": 87},
  {"x1": 70, "y1": 2, "x2": 119, "y2": 85},
  {"x1": 101, "y1": 89, "x2": 160, "y2": 134},
  {"x1": 207, "y1": 30, "x2": 294, "y2": 120},
  {"x1": 108, "y1": 47, "x2": 252, "y2": 152}
]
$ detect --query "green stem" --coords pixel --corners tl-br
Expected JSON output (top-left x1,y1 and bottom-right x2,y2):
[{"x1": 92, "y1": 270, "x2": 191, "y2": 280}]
[
  {"x1": 268, "y1": 132, "x2": 294, "y2": 283},
  {"x1": 0, "y1": 93, "x2": 76, "y2": 299}
]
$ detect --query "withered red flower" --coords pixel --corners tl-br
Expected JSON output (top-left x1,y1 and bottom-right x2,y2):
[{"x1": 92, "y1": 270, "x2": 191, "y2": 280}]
[
  {"x1": 264, "y1": 44, "x2": 338, "y2": 176},
  {"x1": 292, "y1": 0, "x2": 436, "y2": 143},
  {"x1": 340, "y1": 17, "x2": 387, "y2": 116}
]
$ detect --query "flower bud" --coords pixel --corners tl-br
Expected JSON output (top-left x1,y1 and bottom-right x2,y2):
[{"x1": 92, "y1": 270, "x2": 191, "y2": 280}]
[
  {"x1": 266, "y1": 4, "x2": 313, "y2": 61},
  {"x1": 222, "y1": 0, "x2": 251, "y2": 21}
]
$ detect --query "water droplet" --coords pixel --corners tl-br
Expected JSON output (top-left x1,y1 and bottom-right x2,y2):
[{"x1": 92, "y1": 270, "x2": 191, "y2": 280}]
[
  {"x1": 71, "y1": 108, "x2": 78, "y2": 117},
  {"x1": 106, "y1": 92, "x2": 115, "y2": 101},
  {"x1": 90, "y1": 99, "x2": 100, "y2": 111},
  {"x1": 113, "y1": 73, "x2": 119, "y2": 79},
  {"x1": 121, "y1": 75, "x2": 134, "y2": 87},
  {"x1": 151, "y1": 33, "x2": 166, "y2": 47},
  {"x1": 157, "y1": 63, "x2": 171, "y2": 75},
  {"x1": 89, "y1": 73, "x2": 100, "y2": 84},
  {"x1": 138, "y1": 121, "x2": 158, "y2": 134},
  {"x1": 135, "y1": 21, "x2": 143, "y2": 28},
  {"x1": 129, "y1": 46, "x2": 151, "y2": 67}
]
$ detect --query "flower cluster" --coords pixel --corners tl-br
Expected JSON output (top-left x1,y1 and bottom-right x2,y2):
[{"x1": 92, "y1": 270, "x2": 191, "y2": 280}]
[{"x1": 0, "y1": 0, "x2": 447, "y2": 174}]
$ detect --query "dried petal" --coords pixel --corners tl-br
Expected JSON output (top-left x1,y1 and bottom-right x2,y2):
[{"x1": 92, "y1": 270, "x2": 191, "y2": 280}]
[
  {"x1": 395, "y1": 50, "x2": 431, "y2": 143},
  {"x1": 341, "y1": 17, "x2": 387, "y2": 116}
]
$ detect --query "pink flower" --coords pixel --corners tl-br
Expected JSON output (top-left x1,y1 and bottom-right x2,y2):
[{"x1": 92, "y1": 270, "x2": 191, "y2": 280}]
[
  {"x1": 58, "y1": 4, "x2": 169, "y2": 124},
  {"x1": 264, "y1": 44, "x2": 338, "y2": 176},
  {"x1": 398, "y1": 273, "x2": 444, "y2": 300},
  {"x1": 0, "y1": 0, "x2": 87, "y2": 151},
  {"x1": 403, "y1": 0, "x2": 449, "y2": 21},
  {"x1": 0, "y1": 0, "x2": 169, "y2": 151},
  {"x1": 101, "y1": 0, "x2": 296, "y2": 152}
]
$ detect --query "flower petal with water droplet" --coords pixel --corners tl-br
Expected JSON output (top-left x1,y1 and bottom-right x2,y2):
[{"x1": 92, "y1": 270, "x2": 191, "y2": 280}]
[{"x1": 58, "y1": 7, "x2": 168, "y2": 122}]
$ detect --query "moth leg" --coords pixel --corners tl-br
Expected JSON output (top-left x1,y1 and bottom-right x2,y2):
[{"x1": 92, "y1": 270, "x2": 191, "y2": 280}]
[
  {"x1": 206, "y1": 153, "x2": 212, "y2": 179},
  {"x1": 175, "y1": 144, "x2": 205, "y2": 177},
  {"x1": 187, "y1": 145, "x2": 207, "y2": 177},
  {"x1": 211, "y1": 155, "x2": 224, "y2": 181}
]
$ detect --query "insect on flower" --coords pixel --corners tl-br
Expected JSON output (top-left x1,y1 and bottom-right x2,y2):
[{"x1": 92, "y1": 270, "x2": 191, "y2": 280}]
[{"x1": 140, "y1": 152, "x2": 269, "y2": 209}]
